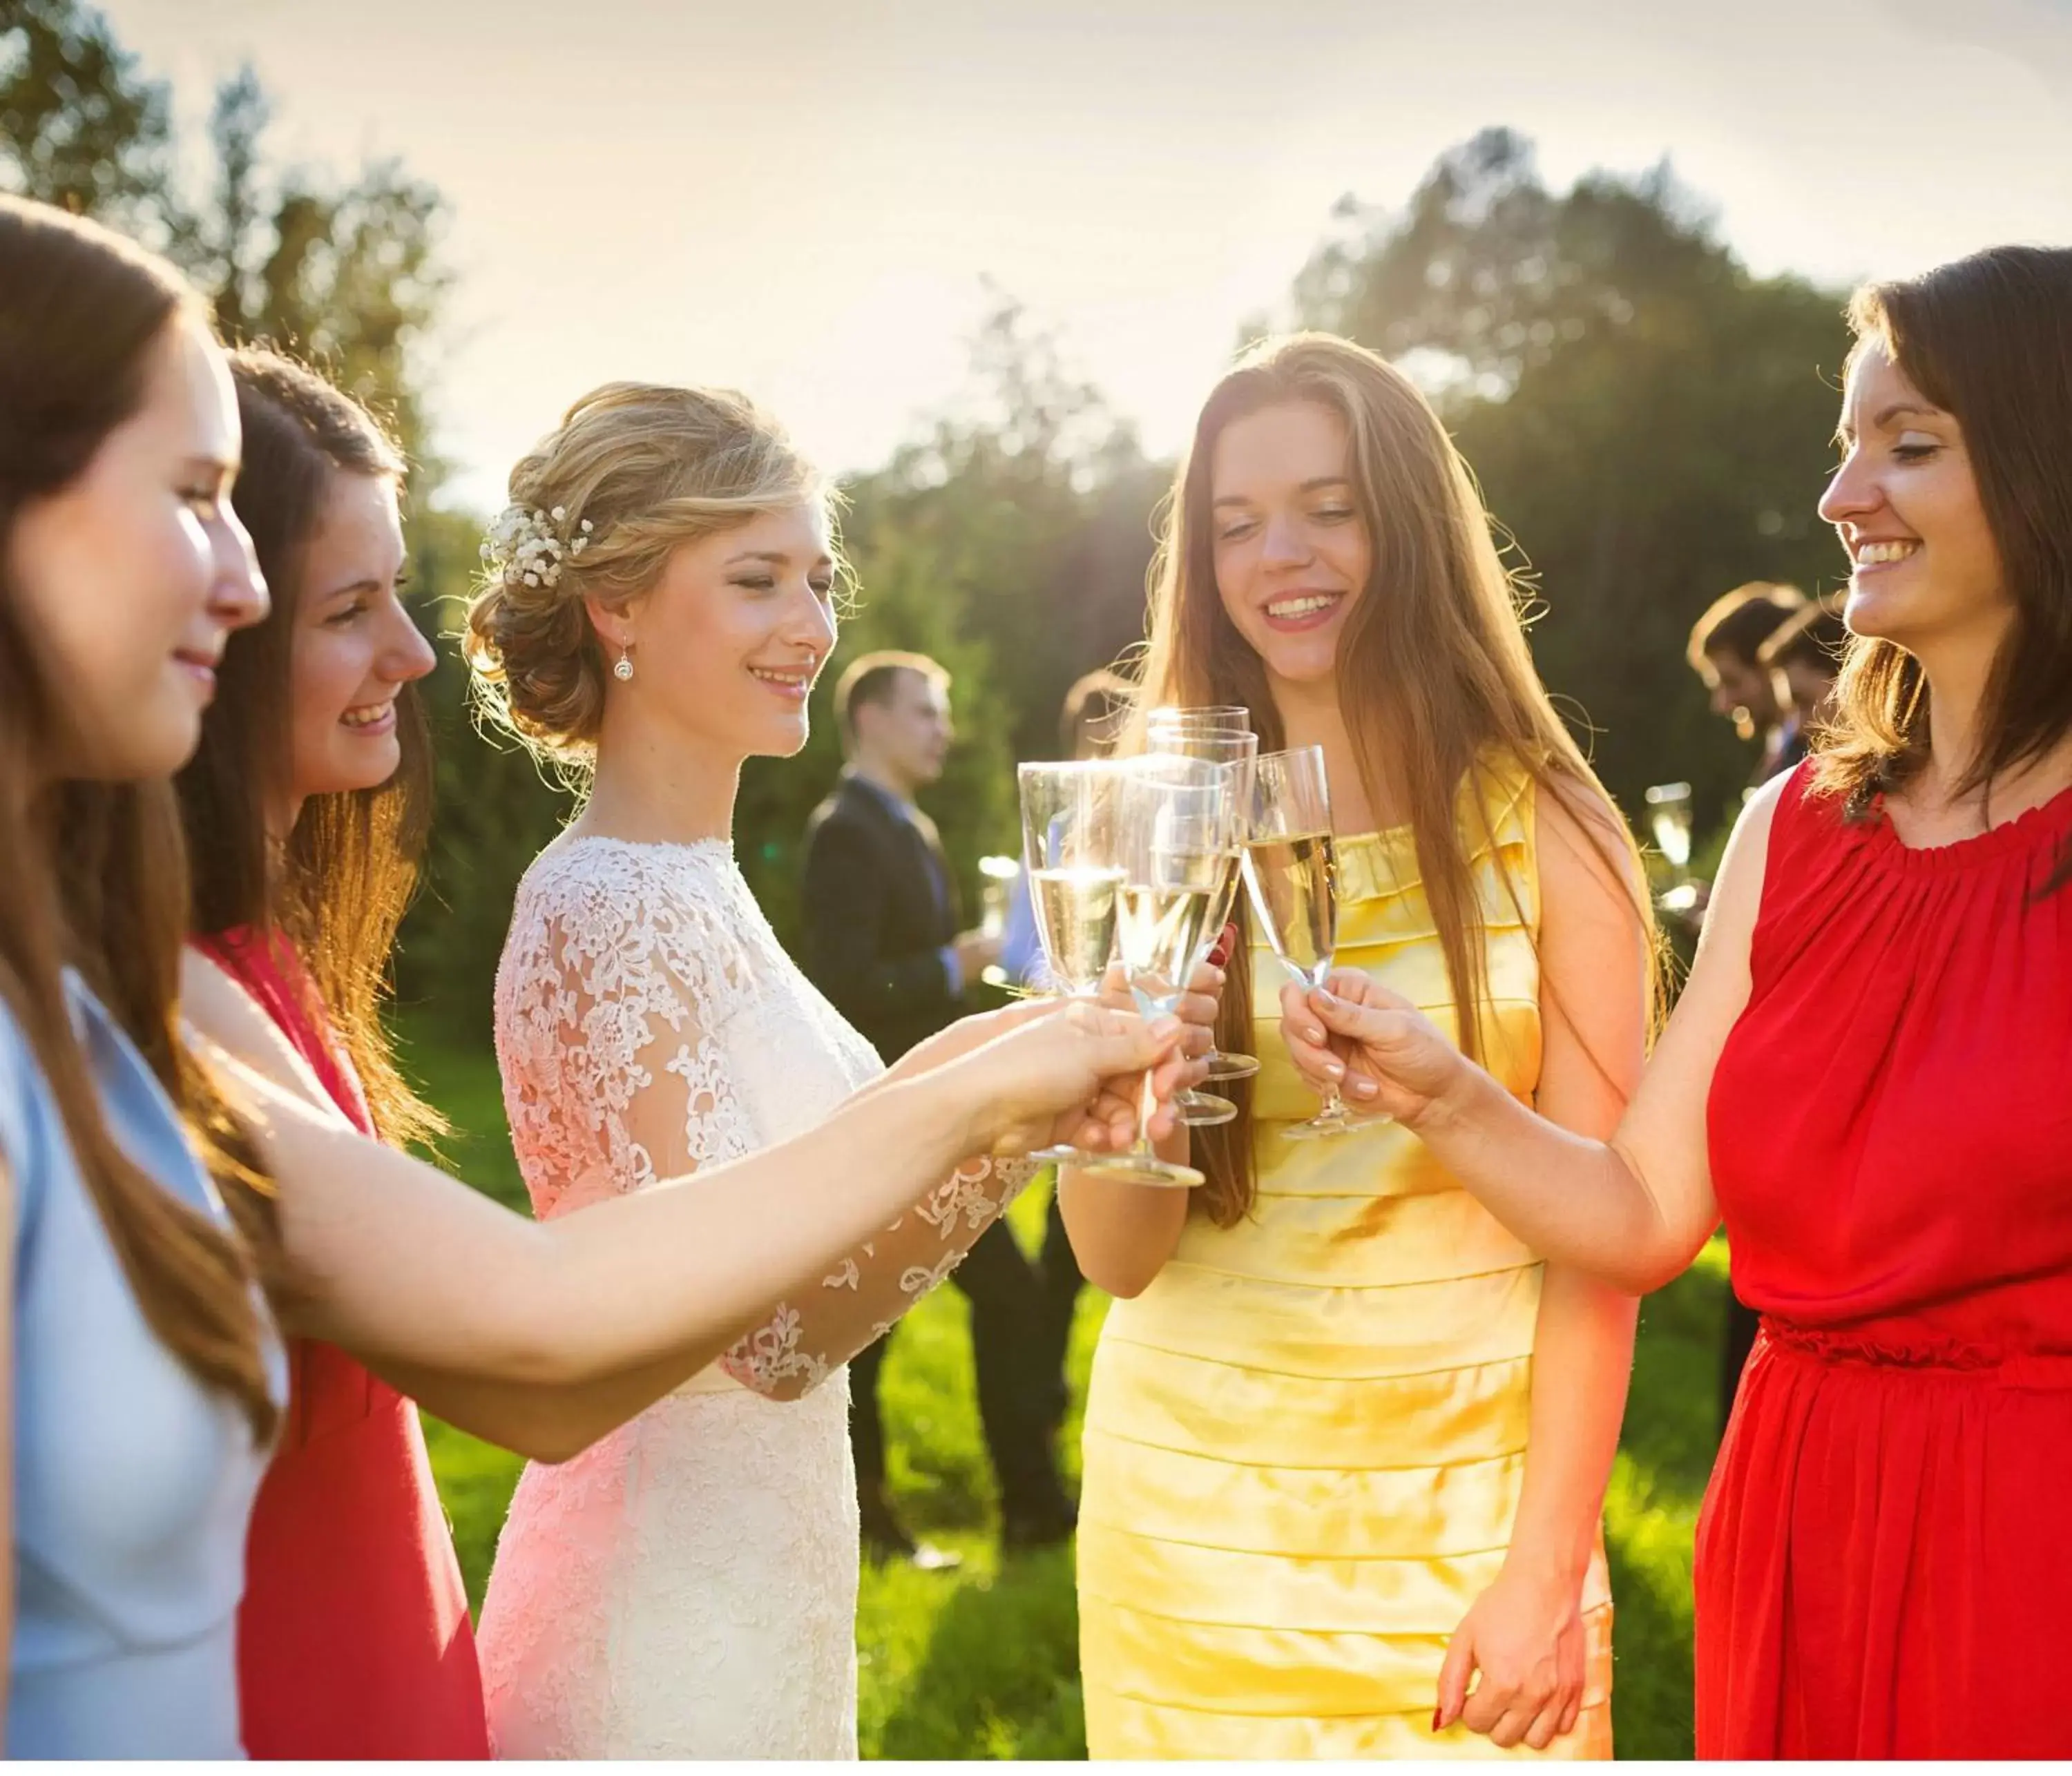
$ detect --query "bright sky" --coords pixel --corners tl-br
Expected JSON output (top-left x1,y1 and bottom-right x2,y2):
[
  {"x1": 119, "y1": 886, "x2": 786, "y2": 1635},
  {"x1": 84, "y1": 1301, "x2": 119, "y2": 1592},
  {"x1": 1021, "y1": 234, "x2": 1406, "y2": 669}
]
[{"x1": 107, "y1": 0, "x2": 2072, "y2": 511}]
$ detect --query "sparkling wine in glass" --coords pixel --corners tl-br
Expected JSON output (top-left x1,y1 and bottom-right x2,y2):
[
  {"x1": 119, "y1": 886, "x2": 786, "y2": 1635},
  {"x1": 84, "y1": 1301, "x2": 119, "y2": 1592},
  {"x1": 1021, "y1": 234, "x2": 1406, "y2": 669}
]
[
  {"x1": 1017, "y1": 760, "x2": 1127, "y2": 1166},
  {"x1": 1242, "y1": 745, "x2": 1382, "y2": 1139},
  {"x1": 1144, "y1": 722, "x2": 1260, "y2": 1123},
  {"x1": 1076, "y1": 757, "x2": 1236, "y2": 1188}
]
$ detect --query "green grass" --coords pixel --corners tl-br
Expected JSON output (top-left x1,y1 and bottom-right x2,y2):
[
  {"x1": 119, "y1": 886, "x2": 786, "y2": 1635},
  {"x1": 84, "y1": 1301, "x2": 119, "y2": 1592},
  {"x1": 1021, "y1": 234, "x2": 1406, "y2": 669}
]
[{"x1": 402, "y1": 1020, "x2": 1719, "y2": 1759}]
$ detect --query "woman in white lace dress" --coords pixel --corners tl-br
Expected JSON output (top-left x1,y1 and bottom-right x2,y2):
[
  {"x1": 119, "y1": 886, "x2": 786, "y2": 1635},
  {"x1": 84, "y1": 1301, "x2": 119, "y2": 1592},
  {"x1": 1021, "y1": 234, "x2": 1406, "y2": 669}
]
[{"x1": 459, "y1": 384, "x2": 1184, "y2": 1758}]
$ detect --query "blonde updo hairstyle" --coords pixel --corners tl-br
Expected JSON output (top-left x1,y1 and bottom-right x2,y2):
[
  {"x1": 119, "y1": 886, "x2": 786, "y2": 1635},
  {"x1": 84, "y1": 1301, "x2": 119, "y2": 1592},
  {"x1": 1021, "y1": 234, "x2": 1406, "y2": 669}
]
[{"x1": 465, "y1": 381, "x2": 833, "y2": 769}]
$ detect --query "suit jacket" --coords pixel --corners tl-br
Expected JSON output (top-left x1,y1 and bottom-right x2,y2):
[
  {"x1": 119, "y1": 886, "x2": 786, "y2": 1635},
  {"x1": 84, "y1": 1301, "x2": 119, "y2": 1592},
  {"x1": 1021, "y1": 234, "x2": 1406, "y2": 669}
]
[{"x1": 800, "y1": 773, "x2": 963, "y2": 1064}]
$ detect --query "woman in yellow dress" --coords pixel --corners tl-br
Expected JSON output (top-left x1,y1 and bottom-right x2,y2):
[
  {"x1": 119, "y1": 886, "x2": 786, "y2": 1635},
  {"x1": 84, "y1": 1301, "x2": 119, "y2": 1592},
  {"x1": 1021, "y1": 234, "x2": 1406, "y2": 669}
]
[{"x1": 1064, "y1": 333, "x2": 1656, "y2": 1757}]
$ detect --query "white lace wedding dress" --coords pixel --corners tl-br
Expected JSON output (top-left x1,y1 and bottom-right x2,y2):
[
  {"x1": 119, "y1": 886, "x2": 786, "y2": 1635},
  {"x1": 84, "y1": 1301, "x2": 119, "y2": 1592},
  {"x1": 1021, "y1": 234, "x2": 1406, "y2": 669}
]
[{"x1": 474, "y1": 834, "x2": 1031, "y2": 1759}]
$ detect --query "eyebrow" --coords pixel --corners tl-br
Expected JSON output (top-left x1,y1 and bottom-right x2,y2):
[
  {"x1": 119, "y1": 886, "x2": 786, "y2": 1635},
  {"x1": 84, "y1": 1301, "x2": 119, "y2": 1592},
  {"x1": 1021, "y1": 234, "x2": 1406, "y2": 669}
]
[
  {"x1": 315, "y1": 575, "x2": 388, "y2": 602},
  {"x1": 1211, "y1": 476, "x2": 1352, "y2": 510},
  {"x1": 726, "y1": 549, "x2": 836, "y2": 570},
  {"x1": 1836, "y1": 400, "x2": 1950, "y2": 445}
]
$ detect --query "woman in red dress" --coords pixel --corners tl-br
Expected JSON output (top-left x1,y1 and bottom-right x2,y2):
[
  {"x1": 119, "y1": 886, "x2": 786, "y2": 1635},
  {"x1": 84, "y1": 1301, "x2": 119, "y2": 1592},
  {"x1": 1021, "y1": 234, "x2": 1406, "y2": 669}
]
[
  {"x1": 1275, "y1": 243, "x2": 2072, "y2": 1757},
  {"x1": 175, "y1": 349, "x2": 487, "y2": 1756}
]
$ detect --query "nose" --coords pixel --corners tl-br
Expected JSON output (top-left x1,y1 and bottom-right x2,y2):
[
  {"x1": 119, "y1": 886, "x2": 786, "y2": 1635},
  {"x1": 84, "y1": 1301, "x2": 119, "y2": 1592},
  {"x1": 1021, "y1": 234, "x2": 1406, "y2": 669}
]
[
  {"x1": 785, "y1": 583, "x2": 838, "y2": 659},
  {"x1": 381, "y1": 597, "x2": 438, "y2": 684},
  {"x1": 1259, "y1": 509, "x2": 1312, "y2": 568},
  {"x1": 1819, "y1": 446, "x2": 1880, "y2": 530},
  {"x1": 211, "y1": 503, "x2": 269, "y2": 631}
]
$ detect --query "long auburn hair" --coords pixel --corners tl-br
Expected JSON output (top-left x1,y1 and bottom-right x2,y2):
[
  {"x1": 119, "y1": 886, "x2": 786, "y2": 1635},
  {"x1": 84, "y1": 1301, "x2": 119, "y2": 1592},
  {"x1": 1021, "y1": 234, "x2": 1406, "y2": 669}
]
[
  {"x1": 1135, "y1": 331, "x2": 1657, "y2": 1225},
  {"x1": 1814, "y1": 246, "x2": 2072, "y2": 896},
  {"x1": 0, "y1": 196, "x2": 280, "y2": 1439},
  {"x1": 175, "y1": 349, "x2": 443, "y2": 1148}
]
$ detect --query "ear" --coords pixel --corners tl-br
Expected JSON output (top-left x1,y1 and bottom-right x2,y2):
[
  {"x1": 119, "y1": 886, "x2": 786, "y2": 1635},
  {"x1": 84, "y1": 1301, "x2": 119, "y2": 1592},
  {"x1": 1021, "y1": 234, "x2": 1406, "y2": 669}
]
[{"x1": 584, "y1": 589, "x2": 633, "y2": 654}]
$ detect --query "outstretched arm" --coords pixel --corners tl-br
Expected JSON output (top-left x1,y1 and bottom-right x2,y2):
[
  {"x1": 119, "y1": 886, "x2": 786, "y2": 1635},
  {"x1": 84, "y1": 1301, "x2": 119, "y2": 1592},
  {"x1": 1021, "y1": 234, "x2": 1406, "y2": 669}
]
[
  {"x1": 187, "y1": 939, "x2": 1182, "y2": 1462},
  {"x1": 1283, "y1": 775, "x2": 1783, "y2": 1294},
  {"x1": 200, "y1": 1001, "x2": 1182, "y2": 1457}
]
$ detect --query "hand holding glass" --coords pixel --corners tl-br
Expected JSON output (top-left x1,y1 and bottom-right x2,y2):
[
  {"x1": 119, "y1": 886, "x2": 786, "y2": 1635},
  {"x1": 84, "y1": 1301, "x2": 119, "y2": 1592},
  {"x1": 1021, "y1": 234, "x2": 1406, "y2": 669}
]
[{"x1": 1241, "y1": 745, "x2": 1382, "y2": 1139}]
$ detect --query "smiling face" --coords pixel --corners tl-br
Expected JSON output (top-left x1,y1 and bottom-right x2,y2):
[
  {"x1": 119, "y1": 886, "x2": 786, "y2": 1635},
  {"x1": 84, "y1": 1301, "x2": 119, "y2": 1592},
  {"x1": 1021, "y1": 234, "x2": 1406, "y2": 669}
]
[
  {"x1": 1819, "y1": 342, "x2": 2008, "y2": 662},
  {"x1": 287, "y1": 470, "x2": 435, "y2": 813},
  {"x1": 598, "y1": 501, "x2": 838, "y2": 762},
  {"x1": 7, "y1": 310, "x2": 267, "y2": 782},
  {"x1": 1208, "y1": 400, "x2": 1374, "y2": 696}
]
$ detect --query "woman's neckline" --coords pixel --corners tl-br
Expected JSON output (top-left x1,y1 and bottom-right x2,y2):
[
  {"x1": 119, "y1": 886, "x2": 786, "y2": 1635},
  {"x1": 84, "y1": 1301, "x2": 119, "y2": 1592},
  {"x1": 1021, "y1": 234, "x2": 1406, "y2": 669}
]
[
  {"x1": 1868, "y1": 774, "x2": 2072, "y2": 869},
  {"x1": 556, "y1": 830, "x2": 733, "y2": 858}
]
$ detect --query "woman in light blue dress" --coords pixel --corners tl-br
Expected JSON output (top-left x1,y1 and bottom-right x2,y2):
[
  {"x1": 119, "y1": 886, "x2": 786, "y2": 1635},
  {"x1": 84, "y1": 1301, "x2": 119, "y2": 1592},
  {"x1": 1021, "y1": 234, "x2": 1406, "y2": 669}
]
[{"x1": 1, "y1": 197, "x2": 284, "y2": 1757}]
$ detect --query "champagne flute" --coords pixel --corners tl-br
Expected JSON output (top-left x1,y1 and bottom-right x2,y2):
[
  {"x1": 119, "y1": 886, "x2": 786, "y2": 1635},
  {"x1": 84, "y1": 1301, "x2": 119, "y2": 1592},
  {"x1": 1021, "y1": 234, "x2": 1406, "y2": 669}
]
[
  {"x1": 1147, "y1": 704, "x2": 1250, "y2": 734},
  {"x1": 1646, "y1": 782, "x2": 1699, "y2": 915},
  {"x1": 1074, "y1": 757, "x2": 1235, "y2": 1188},
  {"x1": 1241, "y1": 745, "x2": 1381, "y2": 1140},
  {"x1": 1143, "y1": 724, "x2": 1260, "y2": 1122},
  {"x1": 1017, "y1": 760, "x2": 1128, "y2": 1166}
]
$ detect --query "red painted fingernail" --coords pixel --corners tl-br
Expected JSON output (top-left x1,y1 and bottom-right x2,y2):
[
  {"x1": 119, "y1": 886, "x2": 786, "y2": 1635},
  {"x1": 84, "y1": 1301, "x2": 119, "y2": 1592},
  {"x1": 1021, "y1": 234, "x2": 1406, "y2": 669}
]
[{"x1": 1432, "y1": 1708, "x2": 1443, "y2": 1733}]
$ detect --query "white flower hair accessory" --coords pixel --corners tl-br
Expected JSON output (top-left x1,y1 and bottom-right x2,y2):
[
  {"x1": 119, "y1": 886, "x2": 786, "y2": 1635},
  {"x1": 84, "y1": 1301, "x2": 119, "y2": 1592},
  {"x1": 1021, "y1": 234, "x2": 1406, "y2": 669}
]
[{"x1": 480, "y1": 503, "x2": 596, "y2": 590}]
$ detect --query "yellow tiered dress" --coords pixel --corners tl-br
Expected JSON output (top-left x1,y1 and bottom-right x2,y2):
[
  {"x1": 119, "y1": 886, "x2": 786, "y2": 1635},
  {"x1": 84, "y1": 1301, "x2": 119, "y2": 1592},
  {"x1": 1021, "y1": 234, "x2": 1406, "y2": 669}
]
[{"x1": 1076, "y1": 760, "x2": 1614, "y2": 1759}]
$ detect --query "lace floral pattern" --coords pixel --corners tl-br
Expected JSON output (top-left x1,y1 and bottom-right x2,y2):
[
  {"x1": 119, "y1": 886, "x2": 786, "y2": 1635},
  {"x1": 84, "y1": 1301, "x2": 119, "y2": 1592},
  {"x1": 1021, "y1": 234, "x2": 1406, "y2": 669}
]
[{"x1": 475, "y1": 836, "x2": 1033, "y2": 1758}]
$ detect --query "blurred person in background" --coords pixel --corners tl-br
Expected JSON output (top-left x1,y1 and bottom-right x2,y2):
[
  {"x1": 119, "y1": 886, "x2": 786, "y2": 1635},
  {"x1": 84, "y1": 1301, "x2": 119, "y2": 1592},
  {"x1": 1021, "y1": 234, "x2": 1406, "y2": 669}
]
[
  {"x1": 1687, "y1": 581, "x2": 1810, "y2": 784},
  {"x1": 803, "y1": 652, "x2": 1077, "y2": 1561},
  {"x1": 999, "y1": 667, "x2": 1139, "y2": 1445},
  {"x1": 1684, "y1": 581, "x2": 1813, "y2": 1432},
  {"x1": 1757, "y1": 600, "x2": 1847, "y2": 743}
]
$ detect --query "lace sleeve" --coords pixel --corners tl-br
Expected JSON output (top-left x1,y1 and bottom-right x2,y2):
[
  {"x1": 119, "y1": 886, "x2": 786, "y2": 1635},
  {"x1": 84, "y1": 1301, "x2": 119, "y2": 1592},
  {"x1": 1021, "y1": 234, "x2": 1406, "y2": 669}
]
[
  {"x1": 720, "y1": 1152, "x2": 1039, "y2": 1400},
  {"x1": 496, "y1": 842, "x2": 1039, "y2": 1402},
  {"x1": 493, "y1": 849, "x2": 757, "y2": 1223}
]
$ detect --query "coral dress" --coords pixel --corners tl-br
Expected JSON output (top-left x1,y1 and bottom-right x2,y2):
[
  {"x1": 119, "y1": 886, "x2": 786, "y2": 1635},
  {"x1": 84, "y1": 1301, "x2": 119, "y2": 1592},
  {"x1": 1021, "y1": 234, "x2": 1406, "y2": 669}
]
[
  {"x1": 198, "y1": 929, "x2": 489, "y2": 1759},
  {"x1": 1077, "y1": 760, "x2": 1614, "y2": 1758},
  {"x1": 1702, "y1": 765, "x2": 2072, "y2": 1758}
]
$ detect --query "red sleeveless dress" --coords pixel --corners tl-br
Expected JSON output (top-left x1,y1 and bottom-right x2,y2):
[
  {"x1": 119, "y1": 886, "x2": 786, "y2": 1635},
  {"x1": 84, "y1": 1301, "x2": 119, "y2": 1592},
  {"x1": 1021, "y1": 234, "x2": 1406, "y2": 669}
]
[
  {"x1": 200, "y1": 929, "x2": 490, "y2": 1759},
  {"x1": 1700, "y1": 764, "x2": 2072, "y2": 1757}
]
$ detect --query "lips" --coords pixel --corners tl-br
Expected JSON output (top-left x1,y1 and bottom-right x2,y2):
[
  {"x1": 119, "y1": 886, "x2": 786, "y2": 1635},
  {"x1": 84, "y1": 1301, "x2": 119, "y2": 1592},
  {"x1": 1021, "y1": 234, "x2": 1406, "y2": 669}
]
[
  {"x1": 1261, "y1": 589, "x2": 1345, "y2": 633},
  {"x1": 340, "y1": 700, "x2": 397, "y2": 735},
  {"x1": 173, "y1": 647, "x2": 222, "y2": 699},
  {"x1": 749, "y1": 664, "x2": 814, "y2": 702},
  {"x1": 1850, "y1": 538, "x2": 1921, "y2": 570}
]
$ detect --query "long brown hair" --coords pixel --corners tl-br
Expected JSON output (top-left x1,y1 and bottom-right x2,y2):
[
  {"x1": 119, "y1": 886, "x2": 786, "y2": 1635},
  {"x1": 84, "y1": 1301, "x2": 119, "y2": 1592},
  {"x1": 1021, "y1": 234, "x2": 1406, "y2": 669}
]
[
  {"x1": 1135, "y1": 331, "x2": 1656, "y2": 1224},
  {"x1": 1816, "y1": 246, "x2": 2072, "y2": 896},
  {"x1": 176, "y1": 349, "x2": 443, "y2": 1148},
  {"x1": 0, "y1": 195, "x2": 280, "y2": 1439}
]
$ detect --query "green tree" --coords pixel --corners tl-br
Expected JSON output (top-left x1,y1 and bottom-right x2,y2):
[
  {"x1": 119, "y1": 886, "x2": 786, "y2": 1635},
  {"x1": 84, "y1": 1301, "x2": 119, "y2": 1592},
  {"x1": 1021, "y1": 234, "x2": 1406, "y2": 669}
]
[
  {"x1": 0, "y1": 0, "x2": 178, "y2": 242},
  {"x1": 1289, "y1": 128, "x2": 1852, "y2": 836},
  {"x1": 195, "y1": 66, "x2": 450, "y2": 467}
]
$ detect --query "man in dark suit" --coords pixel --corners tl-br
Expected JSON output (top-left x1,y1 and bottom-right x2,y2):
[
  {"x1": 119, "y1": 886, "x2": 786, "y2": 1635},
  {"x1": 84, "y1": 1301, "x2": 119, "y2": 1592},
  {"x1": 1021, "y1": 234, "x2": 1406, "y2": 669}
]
[{"x1": 800, "y1": 651, "x2": 1075, "y2": 1560}]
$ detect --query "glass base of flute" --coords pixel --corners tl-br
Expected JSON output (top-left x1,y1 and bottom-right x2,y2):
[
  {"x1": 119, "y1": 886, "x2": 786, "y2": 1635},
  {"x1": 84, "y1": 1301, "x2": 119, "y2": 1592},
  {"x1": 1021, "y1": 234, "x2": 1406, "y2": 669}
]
[
  {"x1": 1071, "y1": 985, "x2": 1205, "y2": 1188},
  {"x1": 1175, "y1": 1035, "x2": 1258, "y2": 1126},
  {"x1": 1173, "y1": 1085, "x2": 1238, "y2": 1127}
]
